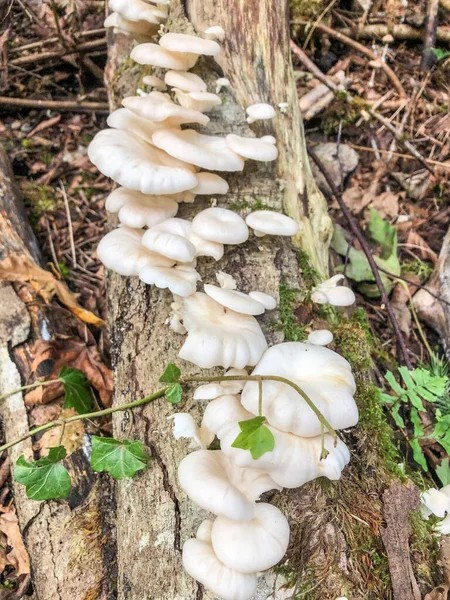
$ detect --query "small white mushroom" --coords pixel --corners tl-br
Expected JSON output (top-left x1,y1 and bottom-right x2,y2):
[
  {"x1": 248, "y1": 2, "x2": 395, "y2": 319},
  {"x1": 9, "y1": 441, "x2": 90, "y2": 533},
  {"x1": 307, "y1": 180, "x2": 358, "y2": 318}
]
[
  {"x1": 204, "y1": 284, "x2": 265, "y2": 316},
  {"x1": 152, "y1": 129, "x2": 245, "y2": 172},
  {"x1": 190, "y1": 173, "x2": 229, "y2": 196},
  {"x1": 142, "y1": 75, "x2": 167, "y2": 90},
  {"x1": 164, "y1": 70, "x2": 207, "y2": 93},
  {"x1": 139, "y1": 263, "x2": 201, "y2": 297},
  {"x1": 245, "y1": 210, "x2": 299, "y2": 237},
  {"x1": 216, "y1": 271, "x2": 237, "y2": 290},
  {"x1": 311, "y1": 274, "x2": 356, "y2": 307},
  {"x1": 170, "y1": 313, "x2": 187, "y2": 335},
  {"x1": 105, "y1": 188, "x2": 179, "y2": 229},
  {"x1": 225, "y1": 134, "x2": 278, "y2": 162},
  {"x1": 160, "y1": 32, "x2": 221, "y2": 57},
  {"x1": 307, "y1": 329, "x2": 334, "y2": 346},
  {"x1": 203, "y1": 25, "x2": 226, "y2": 42},
  {"x1": 173, "y1": 89, "x2": 222, "y2": 113},
  {"x1": 248, "y1": 291, "x2": 276, "y2": 310},
  {"x1": 278, "y1": 102, "x2": 289, "y2": 113},
  {"x1": 211, "y1": 503, "x2": 290, "y2": 573},
  {"x1": 130, "y1": 43, "x2": 198, "y2": 70},
  {"x1": 246, "y1": 103, "x2": 276, "y2": 124},
  {"x1": 109, "y1": 0, "x2": 164, "y2": 25},
  {"x1": 122, "y1": 94, "x2": 209, "y2": 126},
  {"x1": 168, "y1": 413, "x2": 214, "y2": 448},
  {"x1": 192, "y1": 207, "x2": 248, "y2": 244},
  {"x1": 104, "y1": 12, "x2": 159, "y2": 39},
  {"x1": 216, "y1": 77, "x2": 230, "y2": 94}
]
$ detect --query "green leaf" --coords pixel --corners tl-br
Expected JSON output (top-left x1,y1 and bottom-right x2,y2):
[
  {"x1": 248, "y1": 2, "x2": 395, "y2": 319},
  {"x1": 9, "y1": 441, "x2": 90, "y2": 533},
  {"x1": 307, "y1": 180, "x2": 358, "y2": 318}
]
[
  {"x1": 159, "y1": 363, "x2": 181, "y2": 384},
  {"x1": 369, "y1": 208, "x2": 397, "y2": 258},
  {"x1": 432, "y1": 48, "x2": 450, "y2": 61},
  {"x1": 410, "y1": 406, "x2": 424, "y2": 437},
  {"x1": 409, "y1": 438, "x2": 428, "y2": 471},
  {"x1": 59, "y1": 366, "x2": 93, "y2": 415},
  {"x1": 383, "y1": 367, "x2": 448, "y2": 411},
  {"x1": 90, "y1": 436, "x2": 150, "y2": 479},
  {"x1": 14, "y1": 446, "x2": 71, "y2": 501},
  {"x1": 391, "y1": 402, "x2": 406, "y2": 428},
  {"x1": 436, "y1": 458, "x2": 450, "y2": 486},
  {"x1": 231, "y1": 416, "x2": 275, "y2": 460},
  {"x1": 431, "y1": 414, "x2": 450, "y2": 455},
  {"x1": 166, "y1": 383, "x2": 183, "y2": 405}
]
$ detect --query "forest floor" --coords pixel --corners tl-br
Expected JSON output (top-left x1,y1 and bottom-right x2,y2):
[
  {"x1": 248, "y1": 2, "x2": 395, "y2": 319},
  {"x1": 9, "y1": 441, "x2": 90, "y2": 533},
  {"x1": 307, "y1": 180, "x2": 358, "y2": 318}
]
[{"x1": 0, "y1": 0, "x2": 450, "y2": 596}]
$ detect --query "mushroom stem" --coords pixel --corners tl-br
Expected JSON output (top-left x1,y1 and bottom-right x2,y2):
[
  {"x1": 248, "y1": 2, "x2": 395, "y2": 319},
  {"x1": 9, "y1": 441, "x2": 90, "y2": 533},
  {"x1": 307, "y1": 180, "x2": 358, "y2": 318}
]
[{"x1": 182, "y1": 374, "x2": 338, "y2": 444}]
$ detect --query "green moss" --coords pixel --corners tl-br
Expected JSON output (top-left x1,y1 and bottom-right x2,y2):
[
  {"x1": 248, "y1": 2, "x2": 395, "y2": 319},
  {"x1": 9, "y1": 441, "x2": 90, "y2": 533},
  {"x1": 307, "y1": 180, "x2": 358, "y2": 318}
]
[
  {"x1": 278, "y1": 283, "x2": 308, "y2": 341},
  {"x1": 296, "y1": 248, "x2": 321, "y2": 290},
  {"x1": 21, "y1": 139, "x2": 33, "y2": 149},
  {"x1": 290, "y1": 0, "x2": 328, "y2": 21},
  {"x1": 21, "y1": 182, "x2": 60, "y2": 225},
  {"x1": 321, "y1": 94, "x2": 370, "y2": 136},
  {"x1": 401, "y1": 259, "x2": 433, "y2": 279},
  {"x1": 227, "y1": 197, "x2": 273, "y2": 213}
]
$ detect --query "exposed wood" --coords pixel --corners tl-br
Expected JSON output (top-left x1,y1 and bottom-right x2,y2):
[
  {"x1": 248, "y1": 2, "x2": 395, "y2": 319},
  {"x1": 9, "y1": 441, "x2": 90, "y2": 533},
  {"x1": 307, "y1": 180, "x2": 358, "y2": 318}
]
[
  {"x1": 0, "y1": 96, "x2": 109, "y2": 113},
  {"x1": 421, "y1": 0, "x2": 441, "y2": 71},
  {"x1": 333, "y1": 23, "x2": 450, "y2": 43}
]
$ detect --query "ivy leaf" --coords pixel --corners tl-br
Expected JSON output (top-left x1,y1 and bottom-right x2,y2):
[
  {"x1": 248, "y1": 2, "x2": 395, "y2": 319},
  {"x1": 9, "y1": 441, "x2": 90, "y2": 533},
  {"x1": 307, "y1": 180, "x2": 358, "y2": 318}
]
[
  {"x1": 14, "y1": 446, "x2": 71, "y2": 501},
  {"x1": 166, "y1": 383, "x2": 183, "y2": 405},
  {"x1": 90, "y1": 436, "x2": 150, "y2": 479},
  {"x1": 159, "y1": 363, "x2": 181, "y2": 384},
  {"x1": 369, "y1": 208, "x2": 397, "y2": 258},
  {"x1": 231, "y1": 416, "x2": 275, "y2": 460},
  {"x1": 59, "y1": 366, "x2": 93, "y2": 415},
  {"x1": 436, "y1": 458, "x2": 450, "y2": 486}
]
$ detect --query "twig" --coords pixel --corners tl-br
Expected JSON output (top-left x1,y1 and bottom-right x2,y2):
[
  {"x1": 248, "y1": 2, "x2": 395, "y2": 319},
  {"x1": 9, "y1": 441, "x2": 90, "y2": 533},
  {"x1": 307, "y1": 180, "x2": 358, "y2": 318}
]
[
  {"x1": 331, "y1": 23, "x2": 450, "y2": 43},
  {"x1": 10, "y1": 38, "x2": 106, "y2": 67},
  {"x1": 0, "y1": 379, "x2": 59, "y2": 401},
  {"x1": 421, "y1": 0, "x2": 440, "y2": 71},
  {"x1": 45, "y1": 219, "x2": 61, "y2": 276},
  {"x1": 303, "y1": 0, "x2": 339, "y2": 49},
  {"x1": 346, "y1": 142, "x2": 450, "y2": 169},
  {"x1": 0, "y1": 97, "x2": 109, "y2": 113},
  {"x1": 0, "y1": 457, "x2": 10, "y2": 488},
  {"x1": 292, "y1": 22, "x2": 406, "y2": 98},
  {"x1": 376, "y1": 266, "x2": 450, "y2": 308},
  {"x1": 307, "y1": 147, "x2": 413, "y2": 369},
  {"x1": 10, "y1": 28, "x2": 106, "y2": 54},
  {"x1": 60, "y1": 183, "x2": 77, "y2": 269},
  {"x1": 8, "y1": 574, "x2": 31, "y2": 600}
]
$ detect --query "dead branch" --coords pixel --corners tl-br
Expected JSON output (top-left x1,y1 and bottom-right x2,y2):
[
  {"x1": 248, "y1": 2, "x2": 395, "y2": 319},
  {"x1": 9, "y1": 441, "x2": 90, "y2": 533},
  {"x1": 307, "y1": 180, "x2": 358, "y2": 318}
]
[
  {"x1": 0, "y1": 96, "x2": 108, "y2": 113},
  {"x1": 422, "y1": 0, "x2": 441, "y2": 71},
  {"x1": 10, "y1": 38, "x2": 106, "y2": 67},
  {"x1": 9, "y1": 28, "x2": 106, "y2": 54},
  {"x1": 333, "y1": 24, "x2": 450, "y2": 43}
]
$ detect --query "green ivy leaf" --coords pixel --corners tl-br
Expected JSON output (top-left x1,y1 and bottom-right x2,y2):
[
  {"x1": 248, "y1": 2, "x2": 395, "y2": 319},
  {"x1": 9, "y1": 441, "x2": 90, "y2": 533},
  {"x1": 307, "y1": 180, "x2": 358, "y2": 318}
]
[
  {"x1": 166, "y1": 383, "x2": 183, "y2": 405},
  {"x1": 159, "y1": 363, "x2": 181, "y2": 384},
  {"x1": 436, "y1": 458, "x2": 450, "y2": 486},
  {"x1": 432, "y1": 48, "x2": 450, "y2": 61},
  {"x1": 90, "y1": 436, "x2": 150, "y2": 479},
  {"x1": 59, "y1": 366, "x2": 93, "y2": 415},
  {"x1": 14, "y1": 446, "x2": 71, "y2": 501},
  {"x1": 231, "y1": 416, "x2": 275, "y2": 460}
]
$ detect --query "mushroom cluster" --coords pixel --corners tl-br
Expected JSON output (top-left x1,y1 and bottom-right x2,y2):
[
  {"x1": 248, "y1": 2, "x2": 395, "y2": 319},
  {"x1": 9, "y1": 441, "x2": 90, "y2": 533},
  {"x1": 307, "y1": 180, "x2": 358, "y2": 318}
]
[{"x1": 92, "y1": 13, "x2": 359, "y2": 600}]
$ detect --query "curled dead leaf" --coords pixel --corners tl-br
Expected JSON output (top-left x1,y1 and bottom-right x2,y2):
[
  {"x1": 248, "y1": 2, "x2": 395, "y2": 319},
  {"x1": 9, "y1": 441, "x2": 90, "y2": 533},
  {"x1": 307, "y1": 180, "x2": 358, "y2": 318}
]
[
  {"x1": 406, "y1": 231, "x2": 438, "y2": 264},
  {"x1": 0, "y1": 507, "x2": 30, "y2": 577}
]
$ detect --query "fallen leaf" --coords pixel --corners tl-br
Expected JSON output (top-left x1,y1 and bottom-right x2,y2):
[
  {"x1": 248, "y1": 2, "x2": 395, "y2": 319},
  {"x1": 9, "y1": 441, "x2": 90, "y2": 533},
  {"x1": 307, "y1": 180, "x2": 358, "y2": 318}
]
[
  {"x1": 406, "y1": 231, "x2": 438, "y2": 264},
  {"x1": 424, "y1": 586, "x2": 448, "y2": 600},
  {"x1": 0, "y1": 507, "x2": 30, "y2": 576},
  {"x1": 391, "y1": 282, "x2": 413, "y2": 339},
  {"x1": 37, "y1": 409, "x2": 85, "y2": 457}
]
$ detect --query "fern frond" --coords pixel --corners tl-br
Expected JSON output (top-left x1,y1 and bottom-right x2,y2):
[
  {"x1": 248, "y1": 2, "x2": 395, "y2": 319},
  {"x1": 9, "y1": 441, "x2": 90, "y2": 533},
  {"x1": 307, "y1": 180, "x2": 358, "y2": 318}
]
[{"x1": 382, "y1": 366, "x2": 448, "y2": 412}]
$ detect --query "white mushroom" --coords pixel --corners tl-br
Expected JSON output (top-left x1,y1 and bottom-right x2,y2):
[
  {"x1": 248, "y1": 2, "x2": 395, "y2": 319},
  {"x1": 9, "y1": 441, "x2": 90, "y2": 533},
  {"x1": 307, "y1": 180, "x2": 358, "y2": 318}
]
[
  {"x1": 152, "y1": 129, "x2": 245, "y2": 172},
  {"x1": 311, "y1": 275, "x2": 356, "y2": 307},
  {"x1": 225, "y1": 134, "x2": 278, "y2": 162},
  {"x1": 201, "y1": 393, "x2": 253, "y2": 437},
  {"x1": 122, "y1": 94, "x2": 209, "y2": 126},
  {"x1": 88, "y1": 129, "x2": 198, "y2": 194},
  {"x1": 173, "y1": 89, "x2": 222, "y2": 113},
  {"x1": 139, "y1": 263, "x2": 201, "y2": 297},
  {"x1": 105, "y1": 188, "x2": 179, "y2": 229},
  {"x1": 192, "y1": 207, "x2": 248, "y2": 245},
  {"x1": 160, "y1": 32, "x2": 221, "y2": 57},
  {"x1": 261, "y1": 135, "x2": 276, "y2": 144},
  {"x1": 203, "y1": 26, "x2": 226, "y2": 42},
  {"x1": 178, "y1": 450, "x2": 279, "y2": 520},
  {"x1": 168, "y1": 413, "x2": 214, "y2": 448},
  {"x1": 104, "y1": 12, "x2": 159, "y2": 39},
  {"x1": 97, "y1": 226, "x2": 174, "y2": 276},
  {"x1": 245, "y1": 210, "x2": 299, "y2": 237},
  {"x1": 216, "y1": 77, "x2": 230, "y2": 94},
  {"x1": 164, "y1": 70, "x2": 207, "y2": 93},
  {"x1": 109, "y1": 0, "x2": 164, "y2": 25},
  {"x1": 190, "y1": 173, "x2": 229, "y2": 196},
  {"x1": 307, "y1": 329, "x2": 334, "y2": 346},
  {"x1": 216, "y1": 271, "x2": 237, "y2": 290},
  {"x1": 142, "y1": 75, "x2": 167, "y2": 90},
  {"x1": 248, "y1": 291, "x2": 277, "y2": 310},
  {"x1": 130, "y1": 43, "x2": 198, "y2": 70},
  {"x1": 204, "y1": 284, "x2": 265, "y2": 316},
  {"x1": 246, "y1": 103, "x2": 276, "y2": 124},
  {"x1": 107, "y1": 107, "x2": 167, "y2": 145},
  {"x1": 421, "y1": 488, "x2": 450, "y2": 519},
  {"x1": 170, "y1": 313, "x2": 187, "y2": 335},
  {"x1": 211, "y1": 503, "x2": 290, "y2": 573},
  {"x1": 182, "y1": 526, "x2": 258, "y2": 600},
  {"x1": 177, "y1": 292, "x2": 268, "y2": 369},
  {"x1": 240, "y1": 342, "x2": 358, "y2": 438},
  {"x1": 194, "y1": 369, "x2": 248, "y2": 401}
]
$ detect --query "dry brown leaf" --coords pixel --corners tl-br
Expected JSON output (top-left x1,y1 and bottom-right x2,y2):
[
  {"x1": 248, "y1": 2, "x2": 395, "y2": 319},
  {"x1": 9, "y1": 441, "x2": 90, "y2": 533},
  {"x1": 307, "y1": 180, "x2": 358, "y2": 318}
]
[
  {"x1": 406, "y1": 231, "x2": 438, "y2": 264},
  {"x1": 0, "y1": 508, "x2": 30, "y2": 577},
  {"x1": 370, "y1": 191, "x2": 399, "y2": 219},
  {"x1": 38, "y1": 409, "x2": 85, "y2": 457},
  {"x1": 425, "y1": 586, "x2": 448, "y2": 600},
  {"x1": 391, "y1": 282, "x2": 413, "y2": 339}
]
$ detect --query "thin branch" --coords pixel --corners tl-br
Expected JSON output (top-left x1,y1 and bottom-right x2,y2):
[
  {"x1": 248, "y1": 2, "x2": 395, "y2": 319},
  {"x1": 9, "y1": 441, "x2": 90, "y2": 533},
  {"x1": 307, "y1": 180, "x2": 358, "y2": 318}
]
[
  {"x1": 0, "y1": 379, "x2": 59, "y2": 402},
  {"x1": 307, "y1": 147, "x2": 413, "y2": 370},
  {"x1": 60, "y1": 182, "x2": 77, "y2": 268},
  {"x1": 10, "y1": 38, "x2": 106, "y2": 67},
  {"x1": 0, "y1": 97, "x2": 109, "y2": 113},
  {"x1": 330, "y1": 23, "x2": 450, "y2": 43},
  {"x1": 422, "y1": 0, "x2": 440, "y2": 71},
  {"x1": 376, "y1": 266, "x2": 450, "y2": 308}
]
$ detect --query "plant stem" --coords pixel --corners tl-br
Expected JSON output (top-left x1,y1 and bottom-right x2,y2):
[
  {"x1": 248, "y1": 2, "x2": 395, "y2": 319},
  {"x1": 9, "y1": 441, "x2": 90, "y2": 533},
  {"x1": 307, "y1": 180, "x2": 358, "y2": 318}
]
[
  {"x1": 183, "y1": 374, "x2": 337, "y2": 442},
  {"x1": 258, "y1": 377, "x2": 263, "y2": 417},
  {"x1": 0, "y1": 388, "x2": 168, "y2": 454},
  {"x1": 0, "y1": 379, "x2": 60, "y2": 402}
]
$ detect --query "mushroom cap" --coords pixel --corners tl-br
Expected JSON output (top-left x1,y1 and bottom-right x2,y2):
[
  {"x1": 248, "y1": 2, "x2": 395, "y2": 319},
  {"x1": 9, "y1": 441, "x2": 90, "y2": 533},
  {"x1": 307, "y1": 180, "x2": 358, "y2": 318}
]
[
  {"x1": 192, "y1": 207, "x2": 248, "y2": 244},
  {"x1": 216, "y1": 271, "x2": 237, "y2": 290},
  {"x1": 178, "y1": 292, "x2": 268, "y2": 369},
  {"x1": 173, "y1": 89, "x2": 222, "y2": 113},
  {"x1": 436, "y1": 514, "x2": 450, "y2": 535},
  {"x1": 104, "y1": 12, "x2": 159, "y2": 37},
  {"x1": 240, "y1": 342, "x2": 358, "y2": 437},
  {"x1": 261, "y1": 135, "x2": 276, "y2": 144},
  {"x1": 97, "y1": 226, "x2": 174, "y2": 276},
  {"x1": 246, "y1": 103, "x2": 276, "y2": 120},
  {"x1": 109, "y1": 0, "x2": 163, "y2": 24},
  {"x1": 311, "y1": 285, "x2": 355, "y2": 307},
  {"x1": 152, "y1": 129, "x2": 245, "y2": 172},
  {"x1": 225, "y1": 134, "x2": 278, "y2": 162},
  {"x1": 201, "y1": 394, "x2": 254, "y2": 438},
  {"x1": 248, "y1": 291, "x2": 277, "y2": 310},
  {"x1": 204, "y1": 284, "x2": 265, "y2": 316},
  {"x1": 421, "y1": 488, "x2": 450, "y2": 518},
  {"x1": 160, "y1": 32, "x2": 221, "y2": 56},
  {"x1": 122, "y1": 94, "x2": 209, "y2": 126},
  {"x1": 194, "y1": 370, "x2": 248, "y2": 401},
  {"x1": 88, "y1": 129, "x2": 198, "y2": 194},
  {"x1": 307, "y1": 329, "x2": 334, "y2": 346},
  {"x1": 191, "y1": 173, "x2": 229, "y2": 195},
  {"x1": 211, "y1": 503, "x2": 290, "y2": 573},
  {"x1": 139, "y1": 263, "x2": 200, "y2": 297},
  {"x1": 164, "y1": 70, "x2": 207, "y2": 93},
  {"x1": 130, "y1": 43, "x2": 198, "y2": 70},
  {"x1": 245, "y1": 210, "x2": 299, "y2": 237},
  {"x1": 168, "y1": 413, "x2": 214, "y2": 448},
  {"x1": 178, "y1": 449, "x2": 279, "y2": 520},
  {"x1": 142, "y1": 75, "x2": 167, "y2": 90},
  {"x1": 182, "y1": 538, "x2": 257, "y2": 600},
  {"x1": 203, "y1": 26, "x2": 225, "y2": 41},
  {"x1": 105, "y1": 188, "x2": 178, "y2": 229},
  {"x1": 221, "y1": 422, "x2": 351, "y2": 488},
  {"x1": 107, "y1": 107, "x2": 167, "y2": 145},
  {"x1": 142, "y1": 218, "x2": 197, "y2": 263}
]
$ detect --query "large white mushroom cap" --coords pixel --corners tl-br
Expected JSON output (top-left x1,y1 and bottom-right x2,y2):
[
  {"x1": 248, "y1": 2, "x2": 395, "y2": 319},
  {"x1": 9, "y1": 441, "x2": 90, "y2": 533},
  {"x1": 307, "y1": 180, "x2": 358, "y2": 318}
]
[
  {"x1": 241, "y1": 342, "x2": 358, "y2": 437},
  {"x1": 173, "y1": 89, "x2": 222, "y2": 113},
  {"x1": 178, "y1": 449, "x2": 280, "y2": 521},
  {"x1": 246, "y1": 210, "x2": 299, "y2": 237},
  {"x1": 104, "y1": 12, "x2": 159, "y2": 38},
  {"x1": 109, "y1": 0, "x2": 164, "y2": 24},
  {"x1": 97, "y1": 227, "x2": 174, "y2": 276},
  {"x1": 211, "y1": 503, "x2": 290, "y2": 573},
  {"x1": 160, "y1": 32, "x2": 221, "y2": 56},
  {"x1": 246, "y1": 103, "x2": 276, "y2": 123},
  {"x1": 142, "y1": 218, "x2": 197, "y2": 263},
  {"x1": 182, "y1": 526, "x2": 257, "y2": 600},
  {"x1": 226, "y1": 134, "x2": 279, "y2": 162},
  {"x1": 204, "y1": 284, "x2": 265, "y2": 316},
  {"x1": 221, "y1": 422, "x2": 351, "y2": 488},
  {"x1": 130, "y1": 43, "x2": 198, "y2": 70},
  {"x1": 139, "y1": 263, "x2": 200, "y2": 297},
  {"x1": 142, "y1": 75, "x2": 166, "y2": 90},
  {"x1": 164, "y1": 70, "x2": 207, "y2": 92},
  {"x1": 177, "y1": 292, "x2": 268, "y2": 369},
  {"x1": 152, "y1": 129, "x2": 245, "y2": 172},
  {"x1": 88, "y1": 129, "x2": 198, "y2": 195},
  {"x1": 122, "y1": 94, "x2": 209, "y2": 126},
  {"x1": 192, "y1": 207, "x2": 248, "y2": 244},
  {"x1": 105, "y1": 188, "x2": 178, "y2": 229},
  {"x1": 107, "y1": 108, "x2": 168, "y2": 145},
  {"x1": 201, "y1": 394, "x2": 253, "y2": 439}
]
